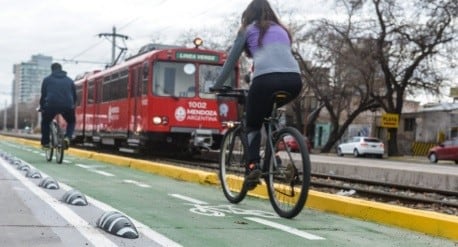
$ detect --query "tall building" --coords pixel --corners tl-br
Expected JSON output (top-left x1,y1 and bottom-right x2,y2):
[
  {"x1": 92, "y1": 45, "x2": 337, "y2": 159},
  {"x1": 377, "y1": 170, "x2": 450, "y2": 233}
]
[{"x1": 13, "y1": 54, "x2": 52, "y2": 104}]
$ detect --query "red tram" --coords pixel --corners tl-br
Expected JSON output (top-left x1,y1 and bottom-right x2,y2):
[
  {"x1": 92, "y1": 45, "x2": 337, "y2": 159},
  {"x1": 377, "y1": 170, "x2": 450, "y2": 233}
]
[{"x1": 73, "y1": 39, "x2": 239, "y2": 153}]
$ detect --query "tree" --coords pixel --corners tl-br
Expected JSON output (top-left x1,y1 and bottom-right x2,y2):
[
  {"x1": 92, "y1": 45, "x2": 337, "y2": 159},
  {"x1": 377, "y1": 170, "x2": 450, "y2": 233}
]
[
  {"x1": 360, "y1": 0, "x2": 457, "y2": 155},
  {"x1": 297, "y1": 0, "x2": 457, "y2": 155},
  {"x1": 296, "y1": 1, "x2": 383, "y2": 152}
]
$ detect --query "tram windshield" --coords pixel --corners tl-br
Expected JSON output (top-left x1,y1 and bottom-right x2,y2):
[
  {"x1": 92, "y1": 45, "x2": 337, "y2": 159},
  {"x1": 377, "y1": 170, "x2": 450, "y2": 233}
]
[{"x1": 152, "y1": 61, "x2": 235, "y2": 98}]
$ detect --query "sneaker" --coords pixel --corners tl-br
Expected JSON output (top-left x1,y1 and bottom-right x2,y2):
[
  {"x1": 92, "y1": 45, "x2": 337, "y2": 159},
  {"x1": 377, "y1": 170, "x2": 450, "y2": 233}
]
[
  {"x1": 244, "y1": 163, "x2": 262, "y2": 190},
  {"x1": 41, "y1": 143, "x2": 50, "y2": 150},
  {"x1": 63, "y1": 137, "x2": 70, "y2": 149}
]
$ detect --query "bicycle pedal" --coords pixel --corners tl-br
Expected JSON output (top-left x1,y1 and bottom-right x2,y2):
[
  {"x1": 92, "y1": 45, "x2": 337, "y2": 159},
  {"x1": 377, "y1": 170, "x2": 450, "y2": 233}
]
[
  {"x1": 246, "y1": 169, "x2": 262, "y2": 180},
  {"x1": 64, "y1": 138, "x2": 70, "y2": 149}
]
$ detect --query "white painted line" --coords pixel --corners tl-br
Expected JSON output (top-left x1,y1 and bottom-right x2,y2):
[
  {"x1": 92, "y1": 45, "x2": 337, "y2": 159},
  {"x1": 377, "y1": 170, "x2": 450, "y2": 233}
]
[
  {"x1": 245, "y1": 217, "x2": 325, "y2": 240},
  {"x1": 73, "y1": 185, "x2": 182, "y2": 247},
  {"x1": 0, "y1": 159, "x2": 118, "y2": 246},
  {"x1": 76, "y1": 164, "x2": 92, "y2": 169},
  {"x1": 2, "y1": 156, "x2": 182, "y2": 247},
  {"x1": 91, "y1": 170, "x2": 115, "y2": 177},
  {"x1": 169, "y1": 193, "x2": 208, "y2": 205},
  {"x1": 76, "y1": 164, "x2": 109, "y2": 169},
  {"x1": 123, "y1": 179, "x2": 151, "y2": 188}
]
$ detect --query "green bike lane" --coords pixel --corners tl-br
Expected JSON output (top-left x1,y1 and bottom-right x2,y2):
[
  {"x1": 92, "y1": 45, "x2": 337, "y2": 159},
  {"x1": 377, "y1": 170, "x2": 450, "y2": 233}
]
[{"x1": 0, "y1": 138, "x2": 457, "y2": 247}]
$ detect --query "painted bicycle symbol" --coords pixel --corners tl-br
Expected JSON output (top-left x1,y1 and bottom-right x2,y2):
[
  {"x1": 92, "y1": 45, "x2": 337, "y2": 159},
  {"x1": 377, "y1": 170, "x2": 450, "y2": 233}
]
[
  {"x1": 188, "y1": 203, "x2": 279, "y2": 218},
  {"x1": 169, "y1": 193, "x2": 278, "y2": 218}
]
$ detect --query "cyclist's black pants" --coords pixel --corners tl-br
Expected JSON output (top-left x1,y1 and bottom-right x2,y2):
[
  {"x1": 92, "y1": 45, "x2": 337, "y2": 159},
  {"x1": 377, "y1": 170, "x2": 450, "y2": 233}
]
[
  {"x1": 41, "y1": 106, "x2": 76, "y2": 146},
  {"x1": 246, "y1": 72, "x2": 303, "y2": 164}
]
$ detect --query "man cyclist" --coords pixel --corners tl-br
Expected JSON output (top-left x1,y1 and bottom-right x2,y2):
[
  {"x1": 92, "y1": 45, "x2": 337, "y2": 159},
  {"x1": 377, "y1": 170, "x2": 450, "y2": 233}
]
[
  {"x1": 212, "y1": 0, "x2": 303, "y2": 189},
  {"x1": 40, "y1": 63, "x2": 76, "y2": 149}
]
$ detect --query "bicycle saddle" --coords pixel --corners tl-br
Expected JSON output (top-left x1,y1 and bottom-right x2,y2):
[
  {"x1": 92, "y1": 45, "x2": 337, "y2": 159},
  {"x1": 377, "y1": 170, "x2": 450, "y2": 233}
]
[{"x1": 272, "y1": 91, "x2": 292, "y2": 106}]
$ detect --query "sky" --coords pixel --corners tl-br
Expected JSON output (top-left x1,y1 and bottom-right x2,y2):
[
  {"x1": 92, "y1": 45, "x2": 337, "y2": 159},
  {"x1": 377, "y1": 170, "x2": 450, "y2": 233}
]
[
  {"x1": 0, "y1": 0, "x2": 453, "y2": 108},
  {"x1": 0, "y1": 0, "x2": 335, "y2": 108}
]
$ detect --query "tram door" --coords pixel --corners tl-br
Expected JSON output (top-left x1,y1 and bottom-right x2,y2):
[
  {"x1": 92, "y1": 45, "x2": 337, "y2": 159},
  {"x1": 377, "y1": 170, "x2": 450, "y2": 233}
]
[
  {"x1": 84, "y1": 80, "x2": 95, "y2": 138},
  {"x1": 94, "y1": 78, "x2": 103, "y2": 141},
  {"x1": 128, "y1": 67, "x2": 141, "y2": 137}
]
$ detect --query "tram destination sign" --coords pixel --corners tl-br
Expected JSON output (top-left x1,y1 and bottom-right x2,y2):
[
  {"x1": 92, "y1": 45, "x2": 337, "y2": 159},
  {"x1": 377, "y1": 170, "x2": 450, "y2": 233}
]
[{"x1": 176, "y1": 51, "x2": 219, "y2": 63}]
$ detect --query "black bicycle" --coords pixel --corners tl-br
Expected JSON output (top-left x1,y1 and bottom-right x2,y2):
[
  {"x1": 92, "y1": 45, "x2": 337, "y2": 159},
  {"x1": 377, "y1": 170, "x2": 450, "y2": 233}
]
[
  {"x1": 45, "y1": 115, "x2": 66, "y2": 164},
  {"x1": 215, "y1": 88, "x2": 311, "y2": 218}
]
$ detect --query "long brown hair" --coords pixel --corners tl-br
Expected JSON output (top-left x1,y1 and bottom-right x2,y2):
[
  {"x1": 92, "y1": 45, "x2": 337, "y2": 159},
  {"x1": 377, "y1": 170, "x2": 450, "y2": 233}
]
[{"x1": 240, "y1": 0, "x2": 292, "y2": 47}]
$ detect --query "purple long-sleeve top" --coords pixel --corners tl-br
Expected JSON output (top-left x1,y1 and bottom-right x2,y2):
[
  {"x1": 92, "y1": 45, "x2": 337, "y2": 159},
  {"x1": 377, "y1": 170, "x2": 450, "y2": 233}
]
[{"x1": 214, "y1": 22, "x2": 299, "y2": 88}]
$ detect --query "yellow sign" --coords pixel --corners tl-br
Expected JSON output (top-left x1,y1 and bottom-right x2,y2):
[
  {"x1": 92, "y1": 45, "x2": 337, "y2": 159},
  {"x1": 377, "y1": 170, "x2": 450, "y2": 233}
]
[
  {"x1": 381, "y1": 113, "x2": 399, "y2": 128},
  {"x1": 450, "y1": 87, "x2": 458, "y2": 98}
]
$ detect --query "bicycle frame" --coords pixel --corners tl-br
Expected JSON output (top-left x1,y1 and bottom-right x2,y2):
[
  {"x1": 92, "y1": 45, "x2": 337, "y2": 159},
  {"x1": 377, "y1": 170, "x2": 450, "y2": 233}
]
[
  {"x1": 219, "y1": 90, "x2": 287, "y2": 172},
  {"x1": 217, "y1": 87, "x2": 311, "y2": 218},
  {"x1": 46, "y1": 114, "x2": 67, "y2": 164}
]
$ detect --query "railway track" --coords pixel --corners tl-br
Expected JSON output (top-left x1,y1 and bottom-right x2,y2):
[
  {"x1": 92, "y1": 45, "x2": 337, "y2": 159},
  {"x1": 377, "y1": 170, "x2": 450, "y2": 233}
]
[
  {"x1": 157, "y1": 157, "x2": 458, "y2": 216},
  {"x1": 311, "y1": 173, "x2": 458, "y2": 214}
]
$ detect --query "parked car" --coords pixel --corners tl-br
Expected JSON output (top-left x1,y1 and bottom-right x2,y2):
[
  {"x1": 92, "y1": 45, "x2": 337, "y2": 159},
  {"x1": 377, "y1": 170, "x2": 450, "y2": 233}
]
[
  {"x1": 427, "y1": 139, "x2": 458, "y2": 164},
  {"x1": 277, "y1": 135, "x2": 312, "y2": 153},
  {"x1": 337, "y1": 136, "x2": 384, "y2": 158}
]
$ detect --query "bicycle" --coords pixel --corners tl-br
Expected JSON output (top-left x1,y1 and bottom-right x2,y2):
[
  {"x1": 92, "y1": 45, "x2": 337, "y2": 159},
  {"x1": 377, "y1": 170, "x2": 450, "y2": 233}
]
[
  {"x1": 44, "y1": 114, "x2": 67, "y2": 164},
  {"x1": 215, "y1": 87, "x2": 311, "y2": 218}
]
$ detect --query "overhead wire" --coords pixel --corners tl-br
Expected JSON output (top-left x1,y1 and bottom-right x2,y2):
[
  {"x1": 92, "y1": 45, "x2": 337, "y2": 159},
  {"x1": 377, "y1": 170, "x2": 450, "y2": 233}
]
[{"x1": 67, "y1": 0, "x2": 168, "y2": 62}]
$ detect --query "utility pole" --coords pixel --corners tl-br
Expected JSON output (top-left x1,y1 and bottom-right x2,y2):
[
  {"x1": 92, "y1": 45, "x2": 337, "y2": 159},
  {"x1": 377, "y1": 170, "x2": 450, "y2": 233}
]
[
  {"x1": 98, "y1": 26, "x2": 129, "y2": 66},
  {"x1": 3, "y1": 100, "x2": 6, "y2": 131}
]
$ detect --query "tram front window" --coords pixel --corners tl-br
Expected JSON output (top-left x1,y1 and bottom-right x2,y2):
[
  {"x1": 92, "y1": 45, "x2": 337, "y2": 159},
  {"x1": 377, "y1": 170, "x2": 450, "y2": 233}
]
[
  {"x1": 199, "y1": 65, "x2": 235, "y2": 99},
  {"x1": 152, "y1": 62, "x2": 236, "y2": 99},
  {"x1": 153, "y1": 62, "x2": 195, "y2": 97}
]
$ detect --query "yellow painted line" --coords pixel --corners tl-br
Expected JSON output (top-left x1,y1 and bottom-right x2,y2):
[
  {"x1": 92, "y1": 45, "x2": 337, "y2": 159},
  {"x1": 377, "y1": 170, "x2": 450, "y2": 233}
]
[{"x1": 2, "y1": 135, "x2": 458, "y2": 241}]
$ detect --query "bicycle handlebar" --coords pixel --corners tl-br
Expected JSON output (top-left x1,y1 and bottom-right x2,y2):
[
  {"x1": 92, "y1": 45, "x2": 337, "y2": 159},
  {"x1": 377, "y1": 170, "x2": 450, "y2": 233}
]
[
  {"x1": 209, "y1": 85, "x2": 233, "y2": 93},
  {"x1": 213, "y1": 88, "x2": 248, "y2": 99}
]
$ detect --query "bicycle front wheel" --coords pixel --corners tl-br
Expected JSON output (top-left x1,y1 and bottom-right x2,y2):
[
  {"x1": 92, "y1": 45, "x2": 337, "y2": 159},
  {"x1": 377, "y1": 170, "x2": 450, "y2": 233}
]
[
  {"x1": 265, "y1": 127, "x2": 311, "y2": 218},
  {"x1": 45, "y1": 123, "x2": 56, "y2": 162},
  {"x1": 219, "y1": 126, "x2": 248, "y2": 203}
]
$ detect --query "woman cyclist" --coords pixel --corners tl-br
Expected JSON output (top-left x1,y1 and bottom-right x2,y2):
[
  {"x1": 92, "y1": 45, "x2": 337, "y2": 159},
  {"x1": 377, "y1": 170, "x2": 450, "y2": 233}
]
[{"x1": 213, "y1": 0, "x2": 303, "y2": 189}]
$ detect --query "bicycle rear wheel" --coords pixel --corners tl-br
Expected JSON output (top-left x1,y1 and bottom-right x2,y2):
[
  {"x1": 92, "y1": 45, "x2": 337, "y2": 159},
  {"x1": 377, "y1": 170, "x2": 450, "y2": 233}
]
[
  {"x1": 265, "y1": 127, "x2": 311, "y2": 218},
  {"x1": 55, "y1": 132, "x2": 64, "y2": 164},
  {"x1": 45, "y1": 123, "x2": 55, "y2": 162},
  {"x1": 219, "y1": 126, "x2": 248, "y2": 203}
]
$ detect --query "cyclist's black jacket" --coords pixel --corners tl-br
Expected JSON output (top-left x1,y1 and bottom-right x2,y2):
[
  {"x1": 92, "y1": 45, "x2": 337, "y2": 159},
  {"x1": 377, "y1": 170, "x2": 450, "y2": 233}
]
[{"x1": 40, "y1": 70, "x2": 76, "y2": 110}]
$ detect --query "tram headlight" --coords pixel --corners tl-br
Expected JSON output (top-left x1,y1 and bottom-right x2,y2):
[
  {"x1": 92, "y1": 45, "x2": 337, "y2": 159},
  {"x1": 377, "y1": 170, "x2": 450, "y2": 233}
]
[
  {"x1": 153, "y1": 116, "x2": 169, "y2": 125},
  {"x1": 193, "y1": 37, "x2": 203, "y2": 48},
  {"x1": 153, "y1": 116, "x2": 162, "y2": 125}
]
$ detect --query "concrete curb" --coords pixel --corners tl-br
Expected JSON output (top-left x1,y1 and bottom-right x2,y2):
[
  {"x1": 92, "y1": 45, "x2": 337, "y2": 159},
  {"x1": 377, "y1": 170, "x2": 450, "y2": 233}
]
[{"x1": 4, "y1": 136, "x2": 458, "y2": 241}]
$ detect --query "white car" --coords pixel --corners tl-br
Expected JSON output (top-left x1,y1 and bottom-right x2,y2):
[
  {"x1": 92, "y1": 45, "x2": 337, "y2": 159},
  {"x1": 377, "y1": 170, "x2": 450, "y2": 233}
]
[{"x1": 337, "y1": 136, "x2": 384, "y2": 158}]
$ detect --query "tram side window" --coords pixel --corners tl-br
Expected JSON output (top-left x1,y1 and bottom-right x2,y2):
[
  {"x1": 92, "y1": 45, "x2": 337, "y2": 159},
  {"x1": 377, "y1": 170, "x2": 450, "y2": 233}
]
[
  {"x1": 76, "y1": 85, "x2": 83, "y2": 106},
  {"x1": 87, "y1": 81, "x2": 95, "y2": 104},
  {"x1": 96, "y1": 79, "x2": 102, "y2": 103},
  {"x1": 102, "y1": 73, "x2": 128, "y2": 102}
]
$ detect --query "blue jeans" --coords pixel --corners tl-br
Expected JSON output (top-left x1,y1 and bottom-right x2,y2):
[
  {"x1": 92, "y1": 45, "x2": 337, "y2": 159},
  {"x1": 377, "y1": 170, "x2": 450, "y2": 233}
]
[{"x1": 41, "y1": 106, "x2": 76, "y2": 145}]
